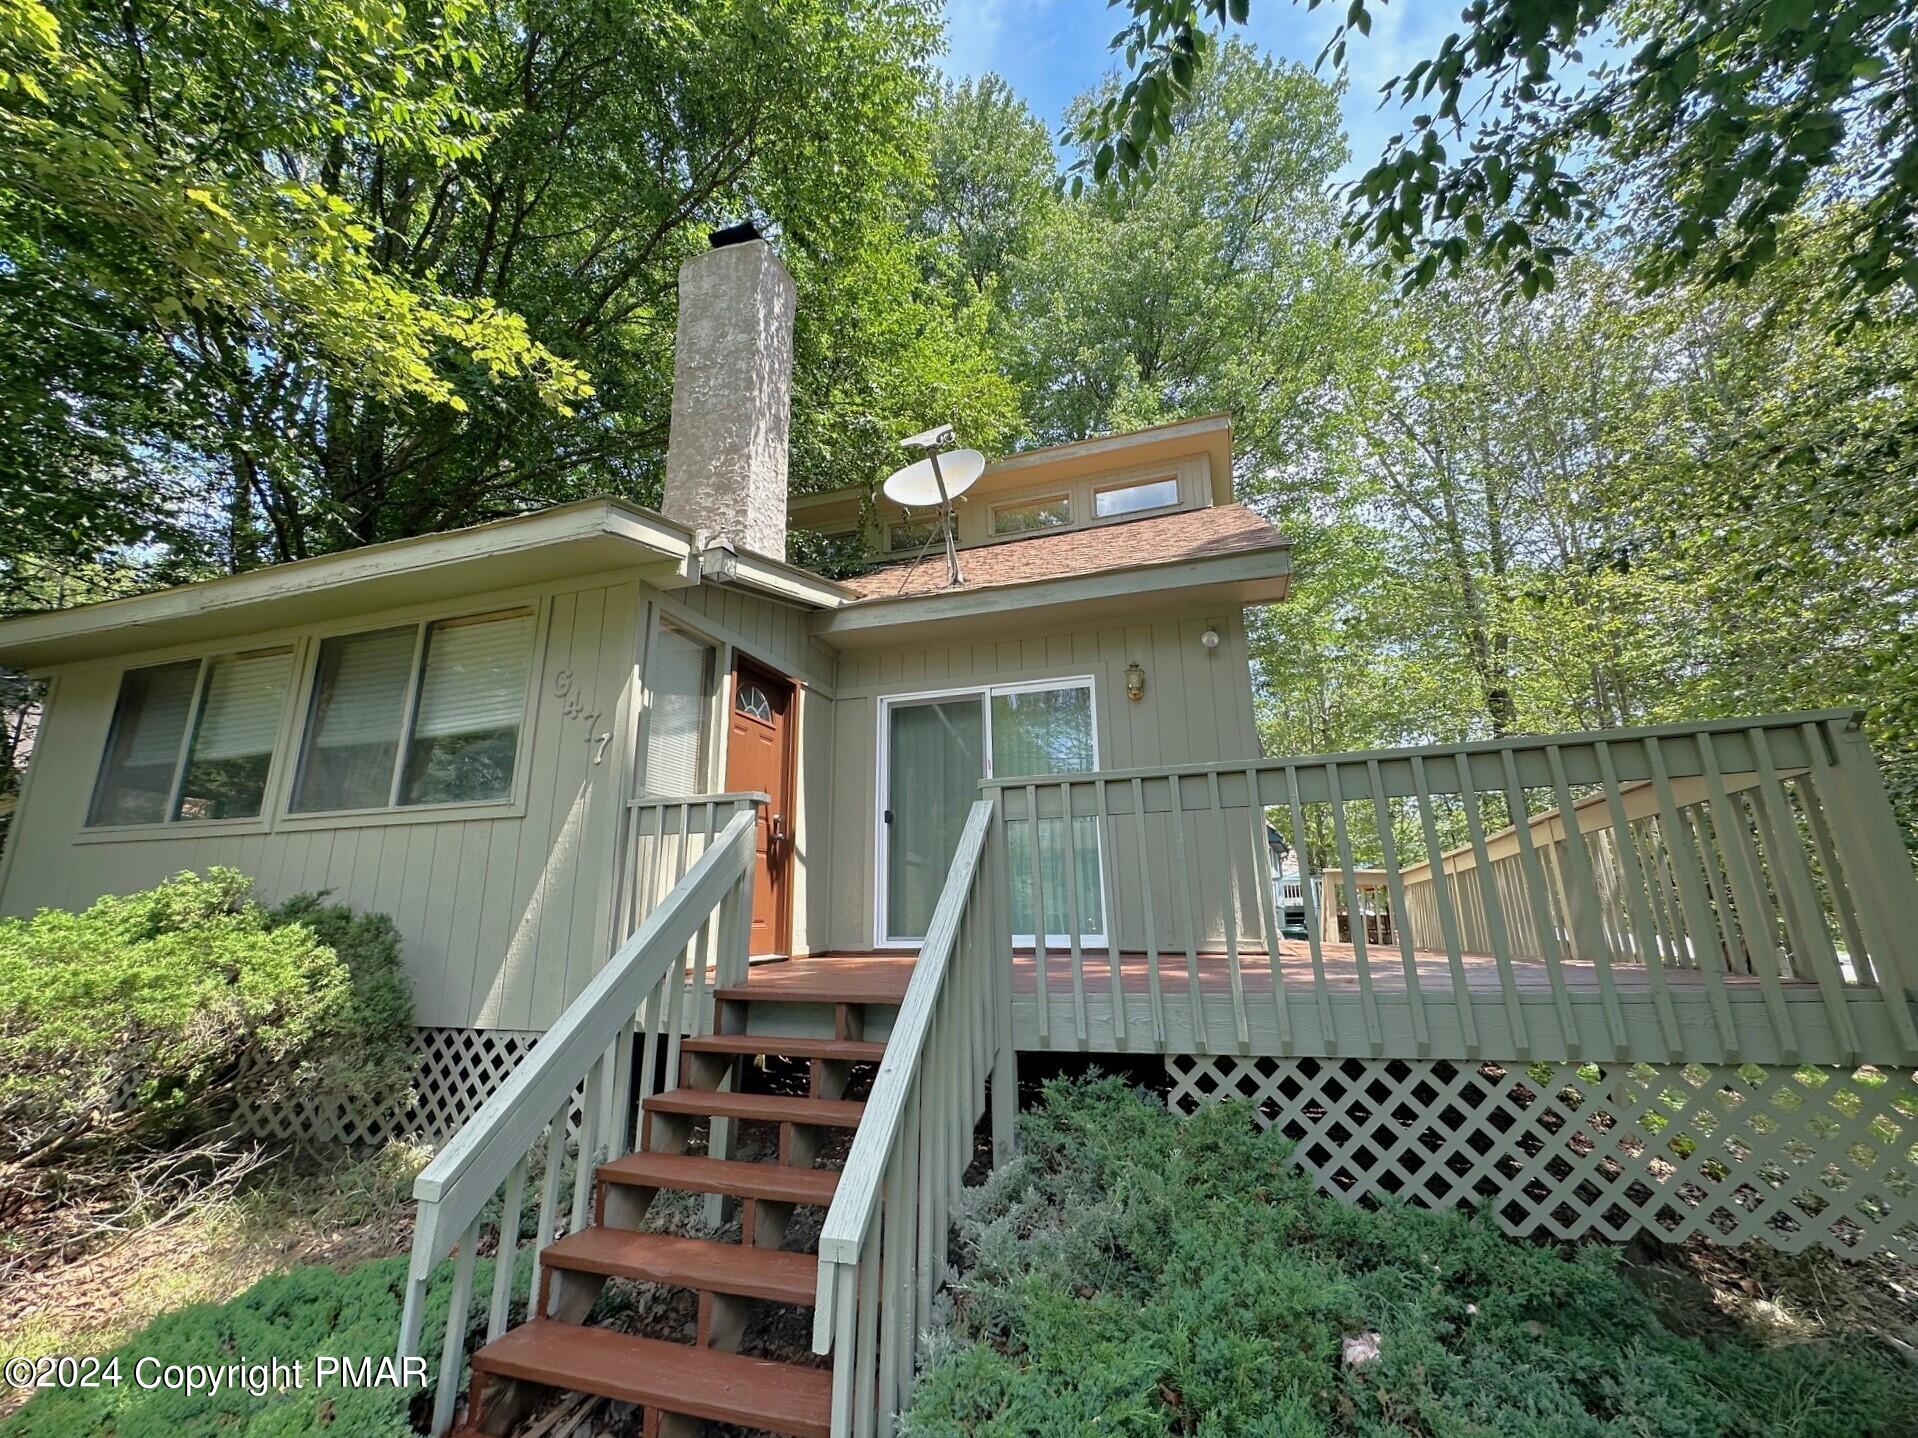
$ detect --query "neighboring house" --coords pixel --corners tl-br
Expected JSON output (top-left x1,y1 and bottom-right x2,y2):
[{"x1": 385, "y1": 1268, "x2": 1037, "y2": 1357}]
[{"x1": 2, "y1": 230, "x2": 1915, "y2": 1438}]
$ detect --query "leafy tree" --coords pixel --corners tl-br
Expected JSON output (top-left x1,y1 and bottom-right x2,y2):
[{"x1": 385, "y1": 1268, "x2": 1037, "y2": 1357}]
[
  {"x1": 996, "y1": 43, "x2": 1363, "y2": 449},
  {"x1": 914, "y1": 75, "x2": 1059, "y2": 307},
  {"x1": 1, "y1": 0, "x2": 1012, "y2": 582},
  {"x1": 1075, "y1": 0, "x2": 1918, "y2": 307}
]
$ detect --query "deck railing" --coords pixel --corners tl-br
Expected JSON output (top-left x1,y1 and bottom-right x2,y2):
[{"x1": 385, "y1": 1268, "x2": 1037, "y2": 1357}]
[
  {"x1": 396, "y1": 806, "x2": 760, "y2": 1434},
  {"x1": 618, "y1": 791, "x2": 766, "y2": 941},
  {"x1": 812, "y1": 799, "x2": 1015, "y2": 1438},
  {"x1": 987, "y1": 711, "x2": 1918, "y2": 1066}
]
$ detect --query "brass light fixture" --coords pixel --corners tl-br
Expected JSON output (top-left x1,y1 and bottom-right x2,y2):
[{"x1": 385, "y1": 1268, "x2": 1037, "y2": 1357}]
[{"x1": 1125, "y1": 661, "x2": 1145, "y2": 701}]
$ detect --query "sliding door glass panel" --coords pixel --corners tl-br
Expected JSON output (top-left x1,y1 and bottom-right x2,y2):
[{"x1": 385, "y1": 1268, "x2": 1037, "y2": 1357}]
[
  {"x1": 292, "y1": 626, "x2": 414, "y2": 812},
  {"x1": 989, "y1": 685, "x2": 1103, "y2": 940},
  {"x1": 89, "y1": 660, "x2": 199, "y2": 826},
  {"x1": 400, "y1": 612, "x2": 535, "y2": 805},
  {"x1": 886, "y1": 698, "x2": 984, "y2": 940},
  {"x1": 175, "y1": 650, "x2": 292, "y2": 820}
]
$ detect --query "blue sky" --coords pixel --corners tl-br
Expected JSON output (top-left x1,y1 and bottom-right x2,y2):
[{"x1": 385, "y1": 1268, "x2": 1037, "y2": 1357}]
[{"x1": 937, "y1": 0, "x2": 1476, "y2": 179}]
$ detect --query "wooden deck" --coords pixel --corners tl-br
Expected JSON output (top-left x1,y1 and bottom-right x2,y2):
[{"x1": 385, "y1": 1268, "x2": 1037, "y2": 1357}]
[{"x1": 777, "y1": 949, "x2": 1900, "y2": 1067}]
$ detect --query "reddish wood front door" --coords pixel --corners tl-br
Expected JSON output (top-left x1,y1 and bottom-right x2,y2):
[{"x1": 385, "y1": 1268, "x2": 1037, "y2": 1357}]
[{"x1": 723, "y1": 657, "x2": 796, "y2": 956}]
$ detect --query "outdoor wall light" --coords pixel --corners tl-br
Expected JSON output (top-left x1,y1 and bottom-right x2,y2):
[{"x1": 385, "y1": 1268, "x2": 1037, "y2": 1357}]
[
  {"x1": 1200, "y1": 628, "x2": 1220, "y2": 650},
  {"x1": 1125, "y1": 661, "x2": 1146, "y2": 701}
]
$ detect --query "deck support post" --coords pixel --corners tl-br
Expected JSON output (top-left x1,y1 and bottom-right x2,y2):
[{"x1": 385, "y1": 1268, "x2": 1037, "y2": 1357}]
[{"x1": 988, "y1": 793, "x2": 1019, "y2": 1162}]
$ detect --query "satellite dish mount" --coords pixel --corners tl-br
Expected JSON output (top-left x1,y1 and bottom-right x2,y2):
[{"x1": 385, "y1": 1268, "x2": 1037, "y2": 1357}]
[{"x1": 883, "y1": 425, "x2": 984, "y2": 589}]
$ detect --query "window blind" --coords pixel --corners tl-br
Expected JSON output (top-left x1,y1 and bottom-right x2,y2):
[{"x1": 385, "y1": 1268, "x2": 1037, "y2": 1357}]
[
  {"x1": 308, "y1": 627, "x2": 414, "y2": 748},
  {"x1": 187, "y1": 651, "x2": 291, "y2": 761},
  {"x1": 411, "y1": 613, "x2": 535, "y2": 739},
  {"x1": 643, "y1": 625, "x2": 710, "y2": 794},
  {"x1": 119, "y1": 661, "x2": 200, "y2": 766}
]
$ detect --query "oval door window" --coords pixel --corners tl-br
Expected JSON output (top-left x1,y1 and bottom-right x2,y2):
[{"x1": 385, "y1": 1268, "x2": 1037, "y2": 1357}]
[{"x1": 735, "y1": 683, "x2": 774, "y2": 724}]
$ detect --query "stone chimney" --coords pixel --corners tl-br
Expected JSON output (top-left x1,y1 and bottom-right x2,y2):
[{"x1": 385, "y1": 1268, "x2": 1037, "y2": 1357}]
[{"x1": 662, "y1": 223, "x2": 795, "y2": 561}]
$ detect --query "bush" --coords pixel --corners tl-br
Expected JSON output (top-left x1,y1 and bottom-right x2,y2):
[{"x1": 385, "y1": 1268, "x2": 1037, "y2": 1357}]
[
  {"x1": 0, "y1": 1252, "x2": 504, "y2": 1437},
  {"x1": 904, "y1": 1076, "x2": 1917, "y2": 1438},
  {"x1": 0, "y1": 870, "x2": 412, "y2": 1271}
]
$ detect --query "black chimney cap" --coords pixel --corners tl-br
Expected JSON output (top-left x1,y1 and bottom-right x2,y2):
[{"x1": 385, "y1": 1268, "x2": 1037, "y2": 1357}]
[{"x1": 709, "y1": 220, "x2": 762, "y2": 249}]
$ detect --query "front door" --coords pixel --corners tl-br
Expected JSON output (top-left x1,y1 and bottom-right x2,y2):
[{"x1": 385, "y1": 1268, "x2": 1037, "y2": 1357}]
[{"x1": 723, "y1": 657, "x2": 795, "y2": 956}]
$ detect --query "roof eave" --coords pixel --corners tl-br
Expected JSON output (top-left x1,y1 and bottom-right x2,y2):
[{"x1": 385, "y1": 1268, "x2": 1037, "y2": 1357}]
[{"x1": 0, "y1": 499, "x2": 697, "y2": 672}]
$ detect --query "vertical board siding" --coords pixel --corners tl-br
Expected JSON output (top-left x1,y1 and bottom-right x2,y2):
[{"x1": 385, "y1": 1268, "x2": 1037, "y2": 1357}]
[
  {"x1": 826, "y1": 609, "x2": 1259, "y2": 951},
  {"x1": 1, "y1": 578, "x2": 644, "y2": 1032}
]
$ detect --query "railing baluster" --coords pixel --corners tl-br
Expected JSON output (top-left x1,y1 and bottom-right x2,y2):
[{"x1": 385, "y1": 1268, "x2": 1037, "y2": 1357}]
[
  {"x1": 1129, "y1": 776, "x2": 1167, "y2": 1047},
  {"x1": 1793, "y1": 761, "x2": 1870, "y2": 981},
  {"x1": 528, "y1": 1098, "x2": 568, "y2": 1318},
  {"x1": 1245, "y1": 766, "x2": 1292, "y2": 1049},
  {"x1": 1283, "y1": 765, "x2": 1334, "y2": 1043},
  {"x1": 1325, "y1": 761, "x2": 1382, "y2": 1053},
  {"x1": 430, "y1": 1217, "x2": 482, "y2": 1435},
  {"x1": 1497, "y1": 748, "x2": 1575, "y2": 1050},
  {"x1": 1748, "y1": 727, "x2": 1860, "y2": 1060},
  {"x1": 1092, "y1": 778, "x2": 1127, "y2": 1044},
  {"x1": 570, "y1": 1056, "x2": 603, "y2": 1234},
  {"x1": 1457, "y1": 752, "x2": 1536, "y2": 1058},
  {"x1": 1697, "y1": 732, "x2": 1798, "y2": 1060},
  {"x1": 1542, "y1": 745, "x2": 1624, "y2": 1056},
  {"x1": 1058, "y1": 779, "x2": 1089, "y2": 1045},
  {"x1": 1209, "y1": 770, "x2": 1251, "y2": 1047},
  {"x1": 1364, "y1": 758, "x2": 1425, "y2": 1053},
  {"x1": 1594, "y1": 741, "x2": 1680, "y2": 1059},
  {"x1": 1644, "y1": 738, "x2": 1739, "y2": 1057},
  {"x1": 484, "y1": 1158, "x2": 528, "y2": 1343},
  {"x1": 1408, "y1": 754, "x2": 1478, "y2": 1058},
  {"x1": 1024, "y1": 783, "x2": 1050, "y2": 1045},
  {"x1": 1168, "y1": 776, "x2": 1209, "y2": 1049}
]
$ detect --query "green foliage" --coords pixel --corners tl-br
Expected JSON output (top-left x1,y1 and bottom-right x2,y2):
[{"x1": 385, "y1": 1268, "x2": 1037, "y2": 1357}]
[
  {"x1": 266, "y1": 893, "x2": 415, "y2": 1099},
  {"x1": 1074, "y1": 1, "x2": 1918, "y2": 312},
  {"x1": 0, "y1": 870, "x2": 360, "y2": 1156},
  {"x1": 905, "y1": 1077, "x2": 1914, "y2": 1438},
  {"x1": 0, "y1": 1251, "x2": 510, "y2": 1437}
]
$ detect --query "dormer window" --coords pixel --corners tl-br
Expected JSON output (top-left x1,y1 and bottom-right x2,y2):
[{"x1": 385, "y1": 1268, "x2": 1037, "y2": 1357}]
[
  {"x1": 885, "y1": 515, "x2": 940, "y2": 554},
  {"x1": 991, "y1": 495, "x2": 1070, "y2": 536},
  {"x1": 1094, "y1": 477, "x2": 1180, "y2": 518}
]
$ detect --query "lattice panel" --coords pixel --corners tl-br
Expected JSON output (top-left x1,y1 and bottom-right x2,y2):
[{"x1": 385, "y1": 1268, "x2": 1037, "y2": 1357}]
[
  {"x1": 1166, "y1": 1053, "x2": 1918, "y2": 1260},
  {"x1": 235, "y1": 1026, "x2": 542, "y2": 1147}
]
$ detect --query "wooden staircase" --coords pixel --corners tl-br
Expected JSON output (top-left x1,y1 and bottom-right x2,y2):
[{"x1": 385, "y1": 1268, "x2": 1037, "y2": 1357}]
[{"x1": 454, "y1": 957, "x2": 913, "y2": 1438}]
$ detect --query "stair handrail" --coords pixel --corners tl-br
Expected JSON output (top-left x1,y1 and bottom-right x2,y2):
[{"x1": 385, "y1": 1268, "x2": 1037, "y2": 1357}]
[
  {"x1": 813, "y1": 797, "x2": 1013, "y2": 1436},
  {"x1": 397, "y1": 805, "x2": 760, "y2": 1433}
]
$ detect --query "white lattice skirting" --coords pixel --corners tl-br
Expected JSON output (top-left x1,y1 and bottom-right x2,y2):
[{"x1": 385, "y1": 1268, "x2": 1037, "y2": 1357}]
[
  {"x1": 236, "y1": 1027, "x2": 541, "y2": 1147},
  {"x1": 1166, "y1": 1053, "x2": 1918, "y2": 1260}
]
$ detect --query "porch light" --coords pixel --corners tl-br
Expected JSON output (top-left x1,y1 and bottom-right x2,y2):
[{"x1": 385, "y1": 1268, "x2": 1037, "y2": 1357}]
[
  {"x1": 1200, "y1": 628, "x2": 1220, "y2": 650},
  {"x1": 1125, "y1": 661, "x2": 1145, "y2": 701},
  {"x1": 702, "y1": 540, "x2": 739, "y2": 583}
]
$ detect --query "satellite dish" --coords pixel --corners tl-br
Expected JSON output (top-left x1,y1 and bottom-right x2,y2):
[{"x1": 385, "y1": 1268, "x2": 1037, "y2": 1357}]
[{"x1": 881, "y1": 449, "x2": 984, "y2": 509}]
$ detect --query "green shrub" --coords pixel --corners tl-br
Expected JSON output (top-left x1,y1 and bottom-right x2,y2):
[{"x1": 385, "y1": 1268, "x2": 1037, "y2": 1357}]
[
  {"x1": 0, "y1": 1251, "x2": 512, "y2": 1437},
  {"x1": 0, "y1": 870, "x2": 413, "y2": 1270},
  {"x1": 904, "y1": 1077, "x2": 1916, "y2": 1438}
]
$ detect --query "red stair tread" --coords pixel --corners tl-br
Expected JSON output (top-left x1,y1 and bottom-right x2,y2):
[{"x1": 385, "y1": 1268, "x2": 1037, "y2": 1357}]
[
  {"x1": 646, "y1": 1088, "x2": 866, "y2": 1128},
  {"x1": 598, "y1": 1150, "x2": 840, "y2": 1205},
  {"x1": 715, "y1": 956, "x2": 913, "y2": 1005},
  {"x1": 470, "y1": 1319, "x2": 831, "y2": 1438},
  {"x1": 541, "y1": 1228, "x2": 817, "y2": 1305},
  {"x1": 682, "y1": 1033, "x2": 887, "y2": 1063}
]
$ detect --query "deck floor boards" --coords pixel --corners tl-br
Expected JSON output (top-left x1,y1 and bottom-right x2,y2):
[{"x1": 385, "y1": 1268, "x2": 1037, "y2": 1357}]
[{"x1": 779, "y1": 948, "x2": 1825, "y2": 999}]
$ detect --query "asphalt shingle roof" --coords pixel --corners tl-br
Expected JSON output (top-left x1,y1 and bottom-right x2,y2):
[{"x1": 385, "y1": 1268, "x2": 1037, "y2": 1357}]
[{"x1": 837, "y1": 502, "x2": 1286, "y2": 600}]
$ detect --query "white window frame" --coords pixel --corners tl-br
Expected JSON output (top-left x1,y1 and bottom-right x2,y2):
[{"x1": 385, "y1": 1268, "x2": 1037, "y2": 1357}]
[
  {"x1": 81, "y1": 645, "x2": 299, "y2": 835},
  {"x1": 873, "y1": 674, "x2": 1105, "y2": 950},
  {"x1": 283, "y1": 605, "x2": 541, "y2": 821},
  {"x1": 634, "y1": 613, "x2": 720, "y2": 799},
  {"x1": 1092, "y1": 475, "x2": 1181, "y2": 520},
  {"x1": 989, "y1": 492, "x2": 1071, "y2": 536}
]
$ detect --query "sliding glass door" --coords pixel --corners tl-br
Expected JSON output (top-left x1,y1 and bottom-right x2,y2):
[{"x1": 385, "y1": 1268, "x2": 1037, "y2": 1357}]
[
  {"x1": 990, "y1": 683, "x2": 1103, "y2": 944},
  {"x1": 884, "y1": 696, "x2": 986, "y2": 942},
  {"x1": 880, "y1": 677, "x2": 1104, "y2": 946}
]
